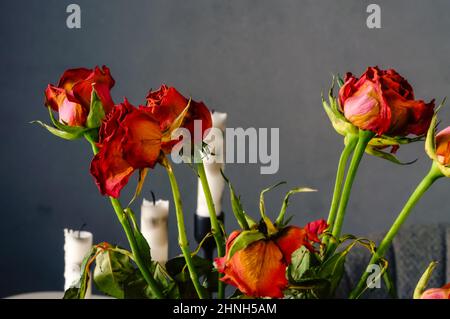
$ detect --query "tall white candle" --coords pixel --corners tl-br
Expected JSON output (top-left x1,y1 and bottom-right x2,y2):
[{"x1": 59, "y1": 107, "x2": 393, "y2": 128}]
[
  {"x1": 141, "y1": 198, "x2": 169, "y2": 265},
  {"x1": 196, "y1": 111, "x2": 227, "y2": 217},
  {"x1": 64, "y1": 229, "x2": 93, "y2": 297}
]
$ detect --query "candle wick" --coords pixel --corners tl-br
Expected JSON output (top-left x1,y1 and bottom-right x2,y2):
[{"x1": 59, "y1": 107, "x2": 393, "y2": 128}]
[
  {"x1": 211, "y1": 109, "x2": 215, "y2": 114},
  {"x1": 78, "y1": 223, "x2": 87, "y2": 238},
  {"x1": 150, "y1": 190, "x2": 156, "y2": 205}
]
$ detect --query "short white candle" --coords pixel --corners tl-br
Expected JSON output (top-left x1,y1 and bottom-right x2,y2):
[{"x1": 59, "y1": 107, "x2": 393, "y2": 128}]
[
  {"x1": 64, "y1": 228, "x2": 93, "y2": 297},
  {"x1": 196, "y1": 111, "x2": 227, "y2": 217},
  {"x1": 141, "y1": 198, "x2": 169, "y2": 265}
]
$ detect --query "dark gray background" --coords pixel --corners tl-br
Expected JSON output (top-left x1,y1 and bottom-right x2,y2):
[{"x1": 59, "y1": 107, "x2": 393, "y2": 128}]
[{"x1": 1, "y1": 0, "x2": 449, "y2": 297}]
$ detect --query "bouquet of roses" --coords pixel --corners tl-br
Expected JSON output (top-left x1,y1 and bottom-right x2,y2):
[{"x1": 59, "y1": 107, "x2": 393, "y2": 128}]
[{"x1": 35, "y1": 65, "x2": 450, "y2": 299}]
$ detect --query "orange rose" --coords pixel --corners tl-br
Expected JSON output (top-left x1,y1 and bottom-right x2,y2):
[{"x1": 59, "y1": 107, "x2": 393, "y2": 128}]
[
  {"x1": 90, "y1": 100, "x2": 162, "y2": 198},
  {"x1": 44, "y1": 66, "x2": 115, "y2": 126},
  {"x1": 215, "y1": 219, "x2": 327, "y2": 298},
  {"x1": 145, "y1": 85, "x2": 212, "y2": 153},
  {"x1": 339, "y1": 66, "x2": 434, "y2": 136}
]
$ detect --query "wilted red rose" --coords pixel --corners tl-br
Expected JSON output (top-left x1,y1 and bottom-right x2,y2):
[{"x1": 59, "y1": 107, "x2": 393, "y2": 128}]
[
  {"x1": 90, "y1": 100, "x2": 162, "y2": 198},
  {"x1": 45, "y1": 66, "x2": 115, "y2": 126},
  {"x1": 420, "y1": 283, "x2": 450, "y2": 299},
  {"x1": 339, "y1": 66, "x2": 434, "y2": 136},
  {"x1": 145, "y1": 85, "x2": 212, "y2": 152},
  {"x1": 435, "y1": 126, "x2": 450, "y2": 166},
  {"x1": 215, "y1": 220, "x2": 328, "y2": 298}
]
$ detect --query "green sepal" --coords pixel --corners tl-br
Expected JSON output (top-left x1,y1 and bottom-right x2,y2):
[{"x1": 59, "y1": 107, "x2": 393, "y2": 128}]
[
  {"x1": 322, "y1": 78, "x2": 357, "y2": 138},
  {"x1": 413, "y1": 261, "x2": 438, "y2": 299},
  {"x1": 86, "y1": 88, "x2": 106, "y2": 129},
  {"x1": 365, "y1": 145, "x2": 417, "y2": 165},
  {"x1": 275, "y1": 187, "x2": 317, "y2": 226},
  {"x1": 221, "y1": 171, "x2": 256, "y2": 229},
  {"x1": 259, "y1": 181, "x2": 286, "y2": 219},
  {"x1": 227, "y1": 229, "x2": 265, "y2": 260},
  {"x1": 425, "y1": 108, "x2": 450, "y2": 177},
  {"x1": 32, "y1": 107, "x2": 90, "y2": 140}
]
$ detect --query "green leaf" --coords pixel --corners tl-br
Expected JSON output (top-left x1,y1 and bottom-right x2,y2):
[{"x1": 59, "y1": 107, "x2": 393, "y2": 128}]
[
  {"x1": 62, "y1": 287, "x2": 80, "y2": 299},
  {"x1": 166, "y1": 255, "x2": 212, "y2": 279},
  {"x1": 220, "y1": 170, "x2": 255, "y2": 229},
  {"x1": 228, "y1": 230, "x2": 265, "y2": 260},
  {"x1": 93, "y1": 247, "x2": 135, "y2": 299},
  {"x1": 124, "y1": 265, "x2": 179, "y2": 299},
  {"x1": 275, "y1": 187, "x2": 317, "y2": 226},
  {"x1": 124, "y1": 208, "x2": 153, "y2": 271},
  {"x1": 63, "y1": 246, "x2": 98, "y2": 299},
  {"x1": 86, "y1": 88, "x2": 106, "y2": 128},
  {"x1": 317, "y1": 250, "x2": 347, "y2": 296},
  {"x1": 287, "y1": 246, "x2": 313, "y2": 282},
  {"x1": 165, "y1": 255, "x2": 211, "y2": 299}
]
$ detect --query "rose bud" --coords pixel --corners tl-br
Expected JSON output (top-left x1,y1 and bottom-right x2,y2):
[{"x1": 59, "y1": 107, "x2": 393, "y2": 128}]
[
  {"x1": 425, "y1": 113, "x2": 450, "y2": 177},
  {"x1": 435, "y1": 126, "x2": 450, "y2": 166},
  {"x1": 420, "y1": 284, "x2": 450, "y2": 299},
  {"x1": 45, "y1": 66, "x2": 115, "y2": 127},
  {"x1": 339, "y1": 66, "x2": 434, "y2": 137},
  {"x1": 214, "y1": 219, "x2": 327, "y2": 298},
  {"x1": 145, "y1": 85, "x2": 212, "y2": 153},
  {"x1": 90, "y1": 100, "x2": 162, "y2": 198}
]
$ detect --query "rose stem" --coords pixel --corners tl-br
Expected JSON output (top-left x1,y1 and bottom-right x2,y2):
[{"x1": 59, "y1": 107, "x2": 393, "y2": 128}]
[
  {"x1": 109, "y1": 197, "x2": 164, "y2": 298},
  {"x1": 162, "y1": 156, "x2": 206, "y2": 299},
  {"x1": 323, "y1": 134, "x2": 358, "y2": 247},
  {"x1": 349, "y1": 162, "x2": 442, "y2": 299},
  {"x1": 197, "y1": 160, "x2": 226, "y2": 298},
  {"x1": 85, "y1": 134, "x2": 164, "y2": 299},
  {"x1": 328, "y1": 129, "x2": 375, "y2": 254}
]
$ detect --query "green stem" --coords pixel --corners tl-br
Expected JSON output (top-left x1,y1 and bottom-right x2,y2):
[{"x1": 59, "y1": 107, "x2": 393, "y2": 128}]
[
  {"x1": 163, "y1": 157, "x2": 206, "y2": 299},
  {"x1": 349, "y1": 163, "x2": 442, "y2": 299},
  {"x1": 84, "y1": 134, "x2": 164, "y2": 299},
  {"x1": 197, "y1": 161, "x2": 226, "y2": 298},
  {"x1": 109, "y1": 197, "x2": 164, "y2": 298},
  {"x1": 324, "y1": 135, "x2": 358, "y2": 246},
  {"x1": 328, "y1": 130, "x2": 374, "y2": 253}
]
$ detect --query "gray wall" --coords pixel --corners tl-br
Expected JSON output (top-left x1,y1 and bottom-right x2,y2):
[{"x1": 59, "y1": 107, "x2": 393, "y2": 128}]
[{"x1": 1, "y1": 0, "x2": 450, "y2": 297}]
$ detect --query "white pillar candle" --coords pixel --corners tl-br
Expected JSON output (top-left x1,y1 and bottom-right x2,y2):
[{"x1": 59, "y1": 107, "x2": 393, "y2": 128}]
[
  {"x1": 141, "y1": 198, "x2": 169, "y2": 265},
  {"x1": 196, "y1": 111, "x2": 227, "y2": 217},
  {"x1": 64, "y1": 229, "x2": 93, "y2": 297}
]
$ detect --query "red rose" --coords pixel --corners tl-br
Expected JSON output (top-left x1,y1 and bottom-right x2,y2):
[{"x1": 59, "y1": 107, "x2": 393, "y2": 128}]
[
  {"x1": 145, "y1": 85, "x2": 212, "y2": 152},
  {"x1": 215, "y1": 220, "x2": 327, "y2": 298},
  {"x1": 339, "y1": 67, "x2": 434, "y2": 136},
  {"x1": 45, "y1": 66, "x2": 115, "y2": 127},
  {"x1": 90, "y1": 100, "x2": 162, "y2": 198}
]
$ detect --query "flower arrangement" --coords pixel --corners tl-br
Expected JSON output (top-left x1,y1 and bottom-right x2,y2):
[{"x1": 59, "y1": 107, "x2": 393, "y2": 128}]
[{"x1": 35, "y1": 65, "x2": 450, "y2": 299}]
